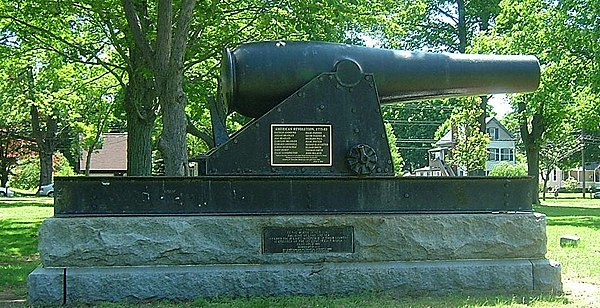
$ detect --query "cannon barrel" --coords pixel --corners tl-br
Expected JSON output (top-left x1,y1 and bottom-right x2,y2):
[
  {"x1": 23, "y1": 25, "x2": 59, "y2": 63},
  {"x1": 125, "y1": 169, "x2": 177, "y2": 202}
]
[{"x1": 220, "y1": 41, "x2": 540, "y2": 118}]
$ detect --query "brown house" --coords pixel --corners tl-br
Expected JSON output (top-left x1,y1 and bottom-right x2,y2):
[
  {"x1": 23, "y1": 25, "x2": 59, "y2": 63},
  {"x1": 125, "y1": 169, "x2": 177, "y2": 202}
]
[{"x1": 79, "y1": 133, "x2": 127, "y2": 176}]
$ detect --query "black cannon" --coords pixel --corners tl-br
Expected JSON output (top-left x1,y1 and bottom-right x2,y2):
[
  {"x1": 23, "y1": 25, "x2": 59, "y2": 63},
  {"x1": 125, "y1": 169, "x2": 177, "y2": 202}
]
[
  {"x1": 204, "y1": 41, "x2": 540, "y2": 177},
  {"x1": 220, "y1": 41, "x2": 539, "y2": 119}
]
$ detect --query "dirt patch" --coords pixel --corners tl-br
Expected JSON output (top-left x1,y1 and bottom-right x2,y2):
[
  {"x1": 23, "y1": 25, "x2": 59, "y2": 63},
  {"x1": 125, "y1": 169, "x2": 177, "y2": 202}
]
[
  {"x1": 564, "y1": 279, "x2": 600, "y2": 307},
  {"x1": 0, "y1": 291, "x2": 26, "y2": 307}
]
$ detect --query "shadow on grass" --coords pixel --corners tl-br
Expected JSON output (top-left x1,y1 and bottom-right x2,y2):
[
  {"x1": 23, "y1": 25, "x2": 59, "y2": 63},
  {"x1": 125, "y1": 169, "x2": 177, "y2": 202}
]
[
  {"x1": 87, "y1": 291, "x2": 571, "y2": 308},
  {"x1": 0, "y1": 197, "x2": 53, "y2": 208},
  {"x1": 0, "y1": 220, "x2": 42, "y2": 259},
  {"x1": 535, "y1": 205, "x2": 600, "y2": 230},
  {"x1": 0, "y1": 219, "x2": 43, "y2": 296}
]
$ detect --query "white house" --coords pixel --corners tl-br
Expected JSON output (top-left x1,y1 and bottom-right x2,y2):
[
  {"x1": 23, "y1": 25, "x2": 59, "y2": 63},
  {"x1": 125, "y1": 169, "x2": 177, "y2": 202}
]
[
  {"x1": 484, "y1": 117, "x2": 517, "y2": 173},
  {"x1": 543, "y1": 163, "x2": 600, "y2": 191},
  {"x1": 415, "y1": 117, "x2": 516, "y2": 176}
]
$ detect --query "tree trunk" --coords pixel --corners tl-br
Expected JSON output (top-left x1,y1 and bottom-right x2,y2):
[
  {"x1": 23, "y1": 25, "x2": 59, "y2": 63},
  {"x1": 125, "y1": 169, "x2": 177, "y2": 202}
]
[
  {"x1": 30, "y1": 105, "x2": 56, "y2": 186},
  {"x1": 39, "y1": 117, "x2": 56, "y2": 186},
  {"x1": 27, "y1": 67, "x2": 55, "y2": 186},
  {"x1": 123, "y1": 71, "x2": 156, "y2": 176},
  {"x1": 1, "y1": 163, "x2": 8, "y2": 187},
  {"x1": 525, "y1": 143, "x2": 541, "y2": 204},
  {"x1": 456, "y1": 0, "x2": 467, "y2": 53},
  {"x1": 121, "y1": 0, "x2": 196, "y2": 176},
  {"x1": 158, "y1": 76, "x2": 188, "y2": 176},
  {"x1": 479, "y1": 96, "x2": 488, "y2": 137},
  {"x1": 126, "y1": 107, "x2": 154, "y2": 176},
  {"x1": 84, "y1": 147, "x2": 93, "y2": 176},
  {"x1": 155, "y1": 0, "x2": 196, "y2": 176},
  {"x1": 39, "y1": 145, "x2": 53, "y2": 185},
  {"x1": 541, "y1": 168, "x2": 551, "y2": 201},
  {"x1": 0, "y1": 137, "x2": 9, "y2": 187},
  {"x1": 120, "y1": 33, "x2": 158, "y2": 176},
  {"x1": 519, "y1": 102, "x2": 544, "y2": 205}
]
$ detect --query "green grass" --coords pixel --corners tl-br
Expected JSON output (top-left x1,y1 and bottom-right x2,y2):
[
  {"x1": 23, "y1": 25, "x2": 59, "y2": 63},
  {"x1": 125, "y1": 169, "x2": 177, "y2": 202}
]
[
  {"x1": 536, "y1": 196, "x2": 600, "y2": 286},
  {"x1": 0, "y1": 197, "x2": 53, "y2": 298},
  {"x1": 85, "y1": 293, "x2": 571, "y2": 308},
  {"x1": 1, "y1": 196, "x2": 598, "y2": 307}
]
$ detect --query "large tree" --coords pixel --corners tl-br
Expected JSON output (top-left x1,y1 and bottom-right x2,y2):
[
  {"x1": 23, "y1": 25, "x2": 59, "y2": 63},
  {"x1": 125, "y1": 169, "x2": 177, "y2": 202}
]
[
  {"x1": 539, "y1": 129, "x2": 581, "y2": 200},
  {"x1": 0, "y1": 51, "x2": 80, "y2": 186},
  {"x1": 0, "y1": 126, "x2": 34, "y2": 187},
  {"x1": 380, "y1": 0, "x2": 503, "y2": 171},
  {"x1": 3, "y1": 0, "x2": 421, "y2": 176},
  {"x1": 474, "y1": 0, "x2": 599, "y2": 203}
]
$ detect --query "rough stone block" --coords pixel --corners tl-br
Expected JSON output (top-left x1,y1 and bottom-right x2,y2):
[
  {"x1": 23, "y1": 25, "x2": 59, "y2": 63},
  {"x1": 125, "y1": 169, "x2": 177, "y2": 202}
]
[
  {"x1": 559, "y1": 235, "x2": 580, "y2": 247},
  {"x1": 39, "y1": 213, "x2": 548, "y2": 267},
  {"x1": 27, "y1": 266, "x2": 64, "y2": 306},
  {"x1": 532, "y1": 259, "x2": 562, "y2": 293},
  {"x1": 58, "y1": 259, "x2": 534, "y2": 304}
]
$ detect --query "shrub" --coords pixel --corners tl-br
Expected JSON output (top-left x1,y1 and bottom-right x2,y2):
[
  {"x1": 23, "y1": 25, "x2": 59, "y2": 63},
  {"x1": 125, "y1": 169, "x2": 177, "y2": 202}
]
[
  {"x1": 488, "y1": 161, "x2": 527, "y2": 177},
  {"x1": 562, "y1": 177, "x2": 579, "y2": 192},
  {"x1": 11, "y1": 156, "x2": 39, "y2": 190}
]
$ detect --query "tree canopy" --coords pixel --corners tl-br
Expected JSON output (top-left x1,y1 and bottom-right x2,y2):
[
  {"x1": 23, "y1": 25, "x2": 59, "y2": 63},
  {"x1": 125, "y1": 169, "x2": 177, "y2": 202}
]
[{"x1": 0, "y1": 0, "x2": 597, "y2": 191}]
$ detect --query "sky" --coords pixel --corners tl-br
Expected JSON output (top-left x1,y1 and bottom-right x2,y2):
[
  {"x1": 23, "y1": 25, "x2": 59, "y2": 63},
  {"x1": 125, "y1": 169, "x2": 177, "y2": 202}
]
[{"x1": 489, "y1": 94, "x2": 512, "y2": 119}]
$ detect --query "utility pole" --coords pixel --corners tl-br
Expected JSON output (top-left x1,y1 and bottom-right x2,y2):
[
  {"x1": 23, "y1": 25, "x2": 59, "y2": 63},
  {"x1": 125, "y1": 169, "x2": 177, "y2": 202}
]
[{"x1": 582, "y1": 137, "x2": 586, "y2": 198}]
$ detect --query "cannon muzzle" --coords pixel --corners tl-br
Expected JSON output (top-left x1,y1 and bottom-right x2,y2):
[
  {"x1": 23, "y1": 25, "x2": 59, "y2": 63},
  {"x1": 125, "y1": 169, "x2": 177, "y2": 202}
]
[{"x1": 220, "y1": 41, "x2": 540, "y2": 118}]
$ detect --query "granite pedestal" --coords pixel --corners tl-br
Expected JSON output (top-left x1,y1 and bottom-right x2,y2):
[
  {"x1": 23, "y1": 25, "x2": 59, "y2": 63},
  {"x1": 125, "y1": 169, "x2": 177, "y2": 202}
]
[{"x1": 28, "y1": 213, "x2": 562, "y2": 304}]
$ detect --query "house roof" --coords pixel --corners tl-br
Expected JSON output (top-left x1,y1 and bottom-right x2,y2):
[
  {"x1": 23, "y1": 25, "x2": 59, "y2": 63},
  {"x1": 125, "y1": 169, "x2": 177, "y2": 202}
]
[
  {"x1": 435, "y1": 116, "x2": 515, "y2": 146},
  {"x1": 572, "y1": 162, "x2": 600, "y2": 171},
  {"x1": 436, "y1": 130, "x2": 453, "y2": 146},
  {"x1": 80, "y1": 133, "x2": 127, "y2": 172},
  {"x1": 486, "y1": 117, "x2": 516, "y2": 140}
]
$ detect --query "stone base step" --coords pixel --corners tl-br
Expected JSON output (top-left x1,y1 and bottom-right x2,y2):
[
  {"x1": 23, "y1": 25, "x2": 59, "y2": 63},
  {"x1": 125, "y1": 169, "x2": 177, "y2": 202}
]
[{"x1": 28, "y1": 259, "x2": 561, "y2": 305}]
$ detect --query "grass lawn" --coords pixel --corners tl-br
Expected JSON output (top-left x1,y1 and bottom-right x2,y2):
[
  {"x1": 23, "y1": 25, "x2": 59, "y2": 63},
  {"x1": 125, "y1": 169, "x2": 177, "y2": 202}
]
[
  {"x1": 0, "y1": 197, "x2": 53, "y2": 303},
  {"x1": 0, "y1": 195, "x2": 598, "y2": 307}
]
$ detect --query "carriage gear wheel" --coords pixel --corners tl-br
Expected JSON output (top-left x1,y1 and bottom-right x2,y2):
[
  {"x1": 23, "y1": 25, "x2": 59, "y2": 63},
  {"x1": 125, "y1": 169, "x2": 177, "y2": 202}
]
[{"x1": 346, "y1": 144, "x2": 378, "y2": 175}]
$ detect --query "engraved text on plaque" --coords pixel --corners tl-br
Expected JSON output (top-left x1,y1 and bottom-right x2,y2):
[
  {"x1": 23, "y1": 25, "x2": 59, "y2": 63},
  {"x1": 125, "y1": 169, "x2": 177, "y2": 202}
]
[{"x1": 263, "y1": 226, "x2": 354, "y2": 253}]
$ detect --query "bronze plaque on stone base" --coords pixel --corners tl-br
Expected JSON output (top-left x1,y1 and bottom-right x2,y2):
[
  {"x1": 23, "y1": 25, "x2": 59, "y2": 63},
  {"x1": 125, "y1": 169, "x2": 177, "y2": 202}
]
[{"x1": 262, "y1": 226, "x2": 354, "y2": 253}]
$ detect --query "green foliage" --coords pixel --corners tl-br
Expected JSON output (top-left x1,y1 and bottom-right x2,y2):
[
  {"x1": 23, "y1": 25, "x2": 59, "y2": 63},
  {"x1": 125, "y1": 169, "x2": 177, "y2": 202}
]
[
  {"x1": 11, "y1": 152, "x2": 74, "y2": 190},
  {"x1": 382, "y1": 101, "x2": 452, "y2": 171},
  {"x1": 53, "y1": 151, "x2": 75, "y2": 177},
  {"x1": 384, "y1": 122, "x2": 404, "y2": 174},
  {"x1": 489, "y1": 161, "x2": 527, "y2": 177},
  {"x1": 473, "y1": 0, "x2": 599, "y2": 188},
  {"x1": 10, "y1": 157, "x2": 38, "y2": 190},
  {"x1": 152, "y1": 150, "x2": 165, "y2": 176},
  {"x1": 385, "y1": 0, "x2": 502, "y2": 52},
  {"x1": 445, "y1": 98, "x2": 490, "y2": 173},
  {"x1": 2, "y1": 0, "x2": 429, "y2": 174}
]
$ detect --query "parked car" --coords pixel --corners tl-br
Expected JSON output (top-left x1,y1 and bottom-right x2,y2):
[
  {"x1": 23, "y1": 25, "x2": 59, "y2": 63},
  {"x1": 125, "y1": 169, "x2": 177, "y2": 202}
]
[
  {"x1": 594, "y1": 191, "x2": 600, "y2": 199},
  {"x1": 38, "y1": 183, "x2": 54, "y2": 197},
  {"x1": 0, "y1": 186, "x2": 14, "y2": 197}
]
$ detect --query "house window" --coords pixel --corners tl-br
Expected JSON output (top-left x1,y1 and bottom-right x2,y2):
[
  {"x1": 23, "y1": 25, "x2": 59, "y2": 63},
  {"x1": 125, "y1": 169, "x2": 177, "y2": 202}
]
[
  {"x1": 552, "y1": 169, "x2": 557, "y2": 181},
  {"x1": 487, "y1": 127, "x2": 499, "y2": 140},
  {"x1": 501, "y1": 148, "x2": 514, "y2": 161},
  {"x1": 488, "y1": 148, "x2": 500, "y2": 161}
]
